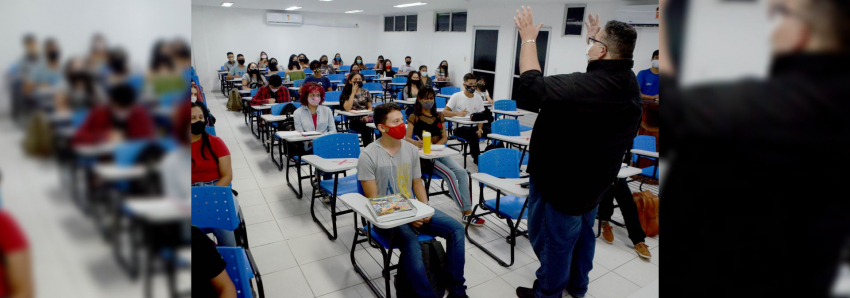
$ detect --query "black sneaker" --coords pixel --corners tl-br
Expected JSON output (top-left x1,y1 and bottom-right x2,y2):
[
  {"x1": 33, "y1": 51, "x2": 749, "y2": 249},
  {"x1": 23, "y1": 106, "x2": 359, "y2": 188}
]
[{"x1": 516, "y1": 287, "x2": 535, "y2": 298}]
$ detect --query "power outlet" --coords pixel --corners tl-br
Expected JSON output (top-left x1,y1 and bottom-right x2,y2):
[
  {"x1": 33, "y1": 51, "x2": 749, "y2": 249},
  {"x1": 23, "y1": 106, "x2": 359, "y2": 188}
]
[{"x1": 464, "y1": 57, "x2": 467, "y2": 62}]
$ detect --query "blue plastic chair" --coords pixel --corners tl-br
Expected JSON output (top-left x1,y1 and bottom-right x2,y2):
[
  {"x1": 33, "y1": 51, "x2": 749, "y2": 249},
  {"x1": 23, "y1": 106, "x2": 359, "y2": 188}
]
[
  {"x1": 205, "y1": 126, "x2": 217, "y2": 136},
  {"x1": 632, "y1": 135, "x2": 658, "y2": 179},
  {"x1": 493, "y1": 100, "x2": 532, "y2": 132},
  {"x1": 440, "y1": 87, "x2": 460, "y2": 96},
  {"x1": 491, "y1": 119, "x2": 520, "y2": 137},
  {"x1": 216, "y1": 247, "x2": 265, "y2": 298},
  {"x1": 365, "y1": 63, "x2": 376, "y2": 68},
  {"x1": 436, "y1": 97, "x2": 447, "y2": 109},
  {"x1": 328, "y1": 74, "x2": 346, "y2": 90},
  {"x1": 391, "y1": 67, "x2": 399, "y2": 72},
  {"x1": 159, "y1": 91, "x2": 183, "y2": 108},
  {"x1": 311, "y1": 133, "x2": 361, "y2": 239},
  {"x1": 361, "y1": 69, "x2": 376, "y2": 77},
  {"x1": 250, "y1": 88, "x2": 258, "y2": 97},
  {"x1": 362, "y1": 82, "x2": 383, "y2": 98},
  {"x1": 71, "y1": 109, "x2": 90, "y2": 128},
  {"x1": 466, "y1": 149, "x2": 529, "y2": 267},
  {"x1": 325, "y1": 91, "x2": 341, "y2": 103},
  {"x1": 339, "y1": 65, "x2": 351, "y2": 72}
]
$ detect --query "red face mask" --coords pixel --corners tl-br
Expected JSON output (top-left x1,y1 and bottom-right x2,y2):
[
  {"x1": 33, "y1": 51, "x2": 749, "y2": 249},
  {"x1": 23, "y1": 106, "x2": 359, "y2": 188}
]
[
  {"x1": 381, "y1": 123, "x2": 406, "y2": 140},
  {"x1": 386, "y1": 65, "x2": 391, "y2": 70}
]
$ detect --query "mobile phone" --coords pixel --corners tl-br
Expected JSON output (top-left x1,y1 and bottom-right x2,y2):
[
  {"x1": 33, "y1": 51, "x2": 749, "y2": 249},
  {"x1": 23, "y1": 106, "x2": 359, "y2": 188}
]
[{"x1": 520, "y1": 182, "x2": 530, "y2": 188}]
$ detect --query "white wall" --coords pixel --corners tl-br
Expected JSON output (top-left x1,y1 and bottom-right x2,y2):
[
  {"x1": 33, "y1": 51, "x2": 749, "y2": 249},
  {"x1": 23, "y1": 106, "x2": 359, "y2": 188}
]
[
  {"x1": 192, "y1": 6, "x2": 381, "y2": 89},
  {"x1": 375, "y1": 1, "x2": 659, "y2": 101}
]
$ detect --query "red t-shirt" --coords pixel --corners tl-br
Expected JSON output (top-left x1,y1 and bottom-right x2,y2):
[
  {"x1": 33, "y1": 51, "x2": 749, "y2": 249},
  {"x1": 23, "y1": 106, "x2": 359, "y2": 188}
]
[
  {"x1": 0, "y1": 210, "x2": 28, "y2": 297},
  {"x1": 312, "y1": 113, "x2": 318, "y2": 130},
  {"x1": 191, "y1": 135, "x2": 231, "y2": 184}
]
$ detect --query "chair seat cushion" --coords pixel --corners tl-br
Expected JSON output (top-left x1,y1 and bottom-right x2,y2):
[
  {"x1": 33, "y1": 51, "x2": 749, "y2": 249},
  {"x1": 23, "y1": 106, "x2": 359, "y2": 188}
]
[
  {"x1": 641, "y1": 166, "x2": 658, "y2": 179},
  {"x1": 319, "y1": 174, "x2": 359, "y2": 196},
  {"x1": 519, "y1": 125, "x2": 532, "y2": 132},
  {"x1": 367, "y1": 225, "x2": 434, "y2": 249},
  {"x1": 483, "y1": 195, "x2": 528, "y2": 220}
]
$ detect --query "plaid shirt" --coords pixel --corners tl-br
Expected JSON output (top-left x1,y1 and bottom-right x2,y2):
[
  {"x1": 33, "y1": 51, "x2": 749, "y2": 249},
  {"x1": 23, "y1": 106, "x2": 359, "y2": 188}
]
[{"x1": 250, "y1": 85, "x2": 291, "y2": 106}]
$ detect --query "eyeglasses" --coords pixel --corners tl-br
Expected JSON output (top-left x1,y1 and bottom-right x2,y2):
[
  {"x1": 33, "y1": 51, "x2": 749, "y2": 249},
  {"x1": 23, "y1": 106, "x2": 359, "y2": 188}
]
[{"x1": 588, "y1": 36, "x2": 607, "y2": 47}]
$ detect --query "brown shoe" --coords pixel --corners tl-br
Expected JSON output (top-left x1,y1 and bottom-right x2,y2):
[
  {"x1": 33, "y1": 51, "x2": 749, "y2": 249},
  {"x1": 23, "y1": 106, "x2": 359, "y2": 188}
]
[
  {"x1": 634, "y1": 242, "x2": 652, "y2": 259},
  {"x1": 601, "y1": 221, "x2": 614, "y2": 244}
]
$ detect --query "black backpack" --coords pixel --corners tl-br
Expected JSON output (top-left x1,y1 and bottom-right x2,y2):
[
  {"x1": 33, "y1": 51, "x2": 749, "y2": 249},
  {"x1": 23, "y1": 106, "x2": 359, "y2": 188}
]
[{"x1": 395, "y1": 239, "x2": 448, "y2": 298}]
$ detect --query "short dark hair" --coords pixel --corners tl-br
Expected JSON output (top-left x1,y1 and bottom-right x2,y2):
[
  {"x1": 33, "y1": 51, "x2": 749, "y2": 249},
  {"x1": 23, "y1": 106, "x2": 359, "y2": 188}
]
[
  {"x1": 809, "y1": 0, "x2": 850, "y2": 49},
  {"x1": 405, "y1": 56, "x2": 411, "y2": 59},
  {"x1": 109, "y1": 83, "x2": 137, "y2": 108},
  {"x1": 419, "y1": 65, "x2": 428, "y2": 70},
  {"x1": 309, "y1": 60, "x2": 320, "y2": 71},
  {"x1": 268, "y1": 74, "x2": 282, "y2": 87},
  {"x1": 227, "y1": 52, "x2": 234, "y2": 56},
  {"x1": 237, "y1": 53, "x2": 244, "y2": 58},
  {"x1": 462, "y1": 73, "x2": 477, "y2": 82},
  {"x1": 652, "y1": 50, "x2": 659, "y2": 59},
  {"x1": 602, "y1": 21, "x2": 637, "y2": 59},
  {"x1": 23, "y1": 34, "x2": 35, "y2": 43},
  {"x1": 374, "y1": 103, "x2": 402, "y2": 126}
]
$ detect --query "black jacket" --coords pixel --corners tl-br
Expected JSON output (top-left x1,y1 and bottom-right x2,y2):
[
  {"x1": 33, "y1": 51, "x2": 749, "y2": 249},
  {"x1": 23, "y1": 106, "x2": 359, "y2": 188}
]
[
  {"x1": 519, "y1": 60, "x2": 642, "y2": 215},
  {"x1": 661, "y1": 54, "x2": 850, "y2": 297}
]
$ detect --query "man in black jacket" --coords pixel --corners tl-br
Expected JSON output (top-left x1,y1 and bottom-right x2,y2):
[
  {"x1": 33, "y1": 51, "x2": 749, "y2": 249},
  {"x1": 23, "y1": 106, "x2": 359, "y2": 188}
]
[
  {"x1": 659, "y1": 0, "x2": 850, "y2": 296},
  {"x1": 513, "y1": 7, "x2": 642, "y2": 298}
]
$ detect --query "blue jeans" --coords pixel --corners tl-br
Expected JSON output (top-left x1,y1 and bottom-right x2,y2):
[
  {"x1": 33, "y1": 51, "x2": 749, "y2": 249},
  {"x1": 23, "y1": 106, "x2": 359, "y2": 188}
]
[
  {"x1": 374, "y1": 208, "x2": 467, "y2": 298},
  {"x1": 527, "y1": 178, "x2": 598, "y2": 298},
  {"x1": 432, "y1": 157, "x2": 472, "y2": 212},
  {"x1": 191, "y1": 180, "x2": 238, "y2": 247}
]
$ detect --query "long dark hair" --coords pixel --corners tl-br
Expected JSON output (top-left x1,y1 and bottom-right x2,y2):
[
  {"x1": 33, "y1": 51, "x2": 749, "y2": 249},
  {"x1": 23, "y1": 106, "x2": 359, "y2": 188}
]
[
  {"x1": 320, "y1": 55, "x2": 329, "y2": 65},
  {"x1": 438, "y1": 60, "x2": 449, "y2": 74},
  {"x1": 191, "y1": 102, "x2": 219, "y2": 168},
  {"x1": 353, "y1": 55, "x2": 364, "y2": 67},
  {"x1": 246, "y1": 62, "x2": 261, "y2": 81},
  {"x1": 288, "y1": 54, "x2": 300, "y2": 70},
  {"x1": 333, "y1": 53, "x2": 342, "y2": 65},
  {"x1": 404, "y1": 71, "x2": 422, "y2": 98},
  {"x1": 414, "y1": 87, "x2": 438, "y2": 117},
  {"x1": 269, "y1": 57, "x2": 279, "y2": 71},
  {"x1": 341, "y1": 72, "x2": 365, "y2": 104}
]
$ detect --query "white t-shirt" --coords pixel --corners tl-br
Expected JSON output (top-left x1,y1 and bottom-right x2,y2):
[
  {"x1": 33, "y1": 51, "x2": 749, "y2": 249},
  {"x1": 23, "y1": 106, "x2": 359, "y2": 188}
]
[
  {"x1": 474, "y1": 90, "x2": 490, "y2": 102},
  {"x1": 447, "y1": 91, "x2": 485, "y2": 114}
]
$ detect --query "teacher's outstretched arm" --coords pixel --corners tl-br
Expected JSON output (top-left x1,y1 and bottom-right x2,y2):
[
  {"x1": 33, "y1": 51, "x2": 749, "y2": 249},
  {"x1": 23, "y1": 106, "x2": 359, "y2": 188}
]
[{"x1": 514, "y1": 6, "x2": 543, "y2": 74}]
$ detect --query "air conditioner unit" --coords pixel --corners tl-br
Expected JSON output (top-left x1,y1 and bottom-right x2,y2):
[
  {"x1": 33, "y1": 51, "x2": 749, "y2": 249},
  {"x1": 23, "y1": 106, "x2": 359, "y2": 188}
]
[
  {"x1": 267, "y1": 12, "x2": 302, "y2": 26},
  {"x1": 614, "y1": 5, "x2": 659, "y2": 26}
]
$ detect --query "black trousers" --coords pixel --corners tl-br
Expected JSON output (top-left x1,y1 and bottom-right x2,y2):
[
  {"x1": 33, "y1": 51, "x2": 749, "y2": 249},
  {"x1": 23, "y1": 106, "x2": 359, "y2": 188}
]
[
  {"x1": 454, "y1": 125, "x2": 490, "y2": 161},
  {"x1": 597, "y1": 178, "x2": 646, "y2": 245},
  {"x1": 349, "y1": 118, "x2": 374, "y2": 147}
]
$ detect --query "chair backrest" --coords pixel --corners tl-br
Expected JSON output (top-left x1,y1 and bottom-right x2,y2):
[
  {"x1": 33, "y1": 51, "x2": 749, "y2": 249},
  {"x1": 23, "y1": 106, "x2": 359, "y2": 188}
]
[
  {"x1": 205, "y1": 126, "x2": 217, "y2": 136},
  {"x1": 271, "y1": 102, "x2": 299, "y2": 115},
  {"x1": 325, "y1": 91, "x2": 342, "y2": 102},
  {"x1": 362, "y1": 82, "x2": 383, "y2": 92},
  {"x1": 293, "y1": 79, "x2": 305, "y2": 87},
  {"x1": 491, "y1": 119, "x2": 520, "y2": 137},
  {"x1": 250, "y1": 88, "x2": 258, "y2": 97},
  {"x1": 128, "y1": 74, "x2": 145, "y2": 95},
  {"x1": 160, "y1": 91, "x2": 183, "y2": 108},
  {"x1": 313, "y1": 134, "x2": 361, "y2": 159},
  {"x1": 391, "y1": 67, "x2": 399, "y2": 72},
  {"x1": 392, "y1": 77, "x2": 407, "y2": 84},
  {"x1": 328, "y1": 74, "x2": 345, "y2": 82},
  {"x1": 632, "y1": 135, "x2": 657, "y2": 163},
  {"x1": 361, "y1": 69, "x2": 376, "y2": 76},
  {"x1": 339, "y1": 65, "x2": 351, "y2": 71},
  {"x1": 114, "y1": 140, "x2": 153, "y2": 167},
  {"x1": 215, "y1": 247, "x2": 255, "y2": 298},
  {"x1": 72, "y1": 109, "x2": 90, "y2": 128},
  {"x1": 191, "y1": 186, "x2": 240, "y2": 231},
  {"x1": 436, "y1": 97, "x2": 447, "y2": 109},
  {"x1": 365, "y1": 63, "x2": 376, "y2": 68},
  {"x1": 479, "y1": 149, "x2": 521, "y2": 179},
  {"x1": 441, "y1": 87, "x2": 460, "y2": 96},
  {"x1": 289, "y1": 71, "x2": 306, "y2": 81},
  {"x1": 494, "y1": 99, "x2": 517, "y2": 111}
]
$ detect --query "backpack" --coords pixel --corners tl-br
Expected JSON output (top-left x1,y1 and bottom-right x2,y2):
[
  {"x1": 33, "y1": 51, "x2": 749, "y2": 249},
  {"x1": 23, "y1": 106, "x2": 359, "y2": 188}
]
[
  {"x1": 632, "y1": 190, "x2": 659, "y2": 237},
  {"x1": 395, "y1": 239, "x2": 448, "y2": 298},
  {"x1": 227, "y1": 89, "x2": 243, "y2": 111},
  {"x1": 22, "y1": 111, "x2": 54, "y2": 158}
]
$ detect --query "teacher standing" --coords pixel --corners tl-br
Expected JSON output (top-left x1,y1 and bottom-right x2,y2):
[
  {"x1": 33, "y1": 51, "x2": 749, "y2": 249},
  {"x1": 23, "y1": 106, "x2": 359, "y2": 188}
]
[{"x1": 513, "y1": 6, "x2": 642, "y2": 298}]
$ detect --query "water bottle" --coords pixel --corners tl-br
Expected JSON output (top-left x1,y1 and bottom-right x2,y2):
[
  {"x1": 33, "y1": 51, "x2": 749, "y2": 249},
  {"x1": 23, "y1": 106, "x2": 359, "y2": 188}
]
[
  {"x1": 285, "y1": 73, "x2": 290, "y2": 82},
  {"x1": 423, "y1": 132, "x2": 431, "y2": 154}
]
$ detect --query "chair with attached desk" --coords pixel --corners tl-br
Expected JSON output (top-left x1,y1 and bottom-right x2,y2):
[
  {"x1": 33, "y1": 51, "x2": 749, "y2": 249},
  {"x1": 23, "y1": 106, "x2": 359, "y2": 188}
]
[
  {"x1": 631, "y1": 135, "x2": 659, "y2": 190},
  {"x1": 338, "y1": 65, "x2": 351, "y2": 74},
  {"x1": 490, "y1": 119, "x2": 530, "y2": 168},
  {"x1": 365, "y1": 63, "x2": 376, "y2": 68},
  {"x1": 440, "y1": 86, "x2": 460, "y2": 97},
  {"x1": 290, "y1": 79, "x2": 306, "y2": 101},
  {"x1": 328, "y1": 74, "x2": 346, "y2": 90},
  {"x1": 192, "y1": 186, "x2": 265, "y2": 298},
  {"x1": 361, "y1": 69, "x2": 377, "y2": 81},
  {"x1": 466, "y1": 149, "x2": 529, "y2": 267},
  {"x1": 217, "y1": 247, "x2": 265, "y2": 298},
  {"x1": 263, "y1": 102, "x2": 300, "y2": 150},
  {"x1": 363, "y1": 82, "x2": 384, "y2": 102},
  {"x1": 493, "y1": 100, "x2": 533, "y2": 132},
  {"x1": 390, "y1": 76, "x2": 407, "y2": 92},
  {"x1": 242, "y1": 88, "x2": 259, "y2": 125},
  {"x1": 325, "y1": 91, "x2": 346, "y2": 132},
  {"x1": 311, "y1": 133, "x2": 361, "y2": 240}
]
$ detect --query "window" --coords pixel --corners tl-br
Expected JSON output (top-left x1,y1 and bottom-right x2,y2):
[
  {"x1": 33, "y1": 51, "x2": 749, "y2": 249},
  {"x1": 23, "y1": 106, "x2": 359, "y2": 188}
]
[
  {"x1": 436, "y1": 12, "x2": 467, "y2": 32},
  {"x1": 385, "y1": 15, "x2": 417, "y2": 32},
  {"x1": 563, "y1": 5, "x2": 586, "y2": 36}
]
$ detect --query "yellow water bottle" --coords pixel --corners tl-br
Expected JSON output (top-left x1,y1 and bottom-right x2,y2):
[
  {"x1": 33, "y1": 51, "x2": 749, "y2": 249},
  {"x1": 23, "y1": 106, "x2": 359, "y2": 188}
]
[{"x1": 423, "y1": 132, "x2": 432, "y2": 154}]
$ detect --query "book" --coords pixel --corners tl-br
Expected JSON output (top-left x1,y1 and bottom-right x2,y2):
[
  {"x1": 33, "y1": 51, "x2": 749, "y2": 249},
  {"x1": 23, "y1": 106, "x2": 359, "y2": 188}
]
[
  {"x1": 366, "y1": 193, "x2": 418, "y2": 223},
  {"x1": 300, "y1": 131, "x2": 321, "y2": 136}
]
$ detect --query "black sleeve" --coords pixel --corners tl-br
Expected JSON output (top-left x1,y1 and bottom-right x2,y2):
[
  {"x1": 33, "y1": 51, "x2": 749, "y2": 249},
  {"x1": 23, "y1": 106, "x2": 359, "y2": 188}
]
[
  {"x1": 518, "y1": 70, "x2": 576, "y2": 108},
  {"x1": 192, "y1": 226, "x2": 227, "y2": 280}
]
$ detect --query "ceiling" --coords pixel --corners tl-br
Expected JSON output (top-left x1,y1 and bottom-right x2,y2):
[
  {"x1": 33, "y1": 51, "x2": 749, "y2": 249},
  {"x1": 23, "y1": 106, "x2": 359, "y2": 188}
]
[{"x1": 192, "y1": 0, "x2": 646, "y2": 15}]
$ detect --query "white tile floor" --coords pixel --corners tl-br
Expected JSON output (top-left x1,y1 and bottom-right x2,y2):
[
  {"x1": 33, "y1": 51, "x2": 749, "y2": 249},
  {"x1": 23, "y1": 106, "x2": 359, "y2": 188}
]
[{"x1": 204, "y1": 92, "x2": 660, "y2": 298}]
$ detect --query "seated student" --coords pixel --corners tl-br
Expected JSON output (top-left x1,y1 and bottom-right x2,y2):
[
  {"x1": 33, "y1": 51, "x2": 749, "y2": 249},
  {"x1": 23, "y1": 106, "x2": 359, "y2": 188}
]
[
  {"x1": 474, "y1": 77, "x2": 494, "y2": 104},
  {"x1": 419, "y1": 65, "x2": 433, "y2": 88},
  {"x1": 0, "y1": 205, "x2": 34, "y2": 298},
  {"x1": 382, "y1": 59, "x2": 396, "y2": 78},
  {"x1": 435, "y1": 60, "x2": 451, "y2": 85},
  {"x1": 358, "y1": 103, "x2": 469, "y2": 298},
  {"x1": 24, "y1": 38, "x2": 63, "y2": 96},
  {"x1": 402, "y1": 71, "x2": 423, "y2": 101},
  {"x1": 191, "y1": 80, "x2": 204, "y2": 103},
  {"x1": 222, "y1": 52, "x2": 237, "y2": 72},
  {"x1": 340, "y1": 73, "x2": 374, "y2": 147},
  {"x1": 349, "y1": 64, "x2": 362, "y2": 78},
  {"x1": 257, "y1": 51, "x2": 269, "y2": 69},
  {"x1": 293, "y1": 82, "x2": 337, "y2": 193},
  {"x1": 305, "y1": 60, "x2": 333, "y2": 91},
  {"x1": 331, "y1": 53, "x2": 343, "y2": 70},
  {"x1": 398, "y1": 56, "x2": 415, "y2": 74},
  {"x1": 373, "y1": 55, "x2": 385, "y2": 72},
  {"x1": 318, "y1": 55, "x2": 335, "y2": 75},
  {"x1": 285, "y1": 54, "x2": 302, "y2": 74},
  {"x1": 352, "y1": 56, "x2": 366, "y2": 71},
  {"x1": 56, "y1": 57, "x2": 98, "y2": 113},
  {"x1": 72, "y1": 84, "x2": 155, "y2": 145},
  {"x1": 298, "y1": 53, "x2": 310, "y2": 69},
  {"x1": 267, "y1": 57, "x2": 282, "y2": 75},
  {"x1": 598, "y1": 176, "x2": 653, "y2": 259},
  {"x1": 443, "y1": 73, "x2": 490, "y2": 164},
  {"x1": 241, "y1": 62, "x2": 267, "y2": 91},
  {"x1": 250, "y1": 74, "x2": 290, "y2": 106},
  {"x1": 226, "y1": 54, "x2": 248, "y2": 80},
  {"x1": 637, "y1": 50, "x2": 660, "y2": 100},
  {"x1": 191, "y1": 102, "x2": 237, "y2": 246},
  {"x1": 191, "y1": 226, "x2": 237, "y2": 298},
  {"x1": 406, "y1": 88, "x2": 484, "y2": 226}
]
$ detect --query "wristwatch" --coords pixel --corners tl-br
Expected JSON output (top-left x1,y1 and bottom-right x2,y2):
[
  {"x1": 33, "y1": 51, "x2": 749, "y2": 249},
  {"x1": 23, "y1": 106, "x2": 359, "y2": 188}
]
[{"x1": 521, "y1": 39, "x2": 536, "y2": 47}]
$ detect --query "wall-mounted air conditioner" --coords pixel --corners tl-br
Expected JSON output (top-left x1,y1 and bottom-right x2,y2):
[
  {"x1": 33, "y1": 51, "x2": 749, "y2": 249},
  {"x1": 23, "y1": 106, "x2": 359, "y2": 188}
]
[
  {"x1": 267, "y1": 12, "x2": 302, "y2": 26},
  {"x1": 614, "y1": 5, "x2": 659, "y2": 26}
]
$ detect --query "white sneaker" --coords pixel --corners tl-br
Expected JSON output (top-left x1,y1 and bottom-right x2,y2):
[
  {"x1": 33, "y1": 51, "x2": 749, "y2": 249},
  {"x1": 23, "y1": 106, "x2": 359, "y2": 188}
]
[{"x1": 462, "y1": 215, "x2": 485, "y2": 227}]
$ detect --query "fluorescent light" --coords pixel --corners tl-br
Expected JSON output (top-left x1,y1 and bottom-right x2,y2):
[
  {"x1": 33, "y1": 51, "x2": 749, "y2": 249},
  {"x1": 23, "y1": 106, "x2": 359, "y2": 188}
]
[
  {"x1": 221, "y1": 2, "x2": 233, "y2": 7},
  {"x1": 284, "y1": 6, "x2": 302, "y2": 10},
  {"x1": 394, "y1": 2, "x2": 427, "y2": 8},
  {"x1": 345, "y1": 10, "x2": 363, "y2": 13}
]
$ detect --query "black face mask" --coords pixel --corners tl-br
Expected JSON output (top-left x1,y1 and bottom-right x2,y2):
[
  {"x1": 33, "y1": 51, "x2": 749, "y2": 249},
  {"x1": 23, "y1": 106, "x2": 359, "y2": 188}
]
[
  {"x1": 237, "y1": 59, "x2": 245, "y2": 65},
  {"x1": 250, "y1": 69, "x2": 259, "y2": 74},
  {"x1": 321, "y1": 60, "x2": 328, "y2": 65},
  {"x1": 191, "y1": 121, "x2": 206, "y2": 135},
  {"x1": 300, "y1": 58, "x2": 308, "y2": 63},
  {"x1": 405, "y1": 60, "x2": 411, "y2": 65},
  {"x1": 270, "y1": 62, "x2": 278, "y2": 67},
  {"x1": 411, "y1": 79, "x2": 420, "y2": 84},
  {"x1": 110, "y1": 58, "x2": 126, "y2": 73},
  {"x1": 355, "y1": 81, "x2": 363, "y2": 88},
  {"x1": 47, "y1": 51, "x2": 60, "y2": 62},
  {"x1": 477, "y1": 83, "x2": 486, "y2": 89}
]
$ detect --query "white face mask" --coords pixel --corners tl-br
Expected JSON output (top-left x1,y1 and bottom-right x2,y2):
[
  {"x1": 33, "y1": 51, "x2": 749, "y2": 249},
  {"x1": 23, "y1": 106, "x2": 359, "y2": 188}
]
[
  {"x1": 261, "y1": 55, "x2": 267, "y2": 59},
  {"x1": 191, "y1": 95, "x2": 197, "y2": 102},
  {"x1": 651, "y1": 60, "x2": 659, "y2": 68},
  {"x1": 270, "y1": 87, "x2": 279, "y2": 92},
  {"x1": 586, "y1": 42, "x2": 595, "y2": 61}
]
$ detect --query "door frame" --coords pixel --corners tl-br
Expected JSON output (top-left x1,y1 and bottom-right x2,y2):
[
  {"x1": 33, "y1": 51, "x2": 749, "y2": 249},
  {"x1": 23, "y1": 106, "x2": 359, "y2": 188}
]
[{"x1": 509, "y1": 26, "x2": 552, "y2": 99}]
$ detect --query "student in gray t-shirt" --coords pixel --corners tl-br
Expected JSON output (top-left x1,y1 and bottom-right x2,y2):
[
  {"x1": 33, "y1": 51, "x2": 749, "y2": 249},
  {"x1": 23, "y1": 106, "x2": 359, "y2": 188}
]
[
  {"x1": 222, "y1": 52, "x2": 237, "y2": 71},
  {"x1": 227, "y1": 53, "x2": 248, "y2": 80},
  {"x1": 357, "y1": 103, "x2": 469, "y2": 298}
]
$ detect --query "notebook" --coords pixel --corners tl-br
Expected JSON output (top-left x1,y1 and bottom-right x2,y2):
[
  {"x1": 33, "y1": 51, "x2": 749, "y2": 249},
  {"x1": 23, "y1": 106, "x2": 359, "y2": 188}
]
[{"x1": 366, "y1": 193, "x2": 418, "y2": 223}]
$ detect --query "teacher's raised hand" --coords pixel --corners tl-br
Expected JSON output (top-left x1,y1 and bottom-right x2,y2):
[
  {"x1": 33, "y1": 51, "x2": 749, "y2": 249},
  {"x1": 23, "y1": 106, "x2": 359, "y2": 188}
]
[{"x1": 513, "y1": 6, "x2": 543, "y2": 42}]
